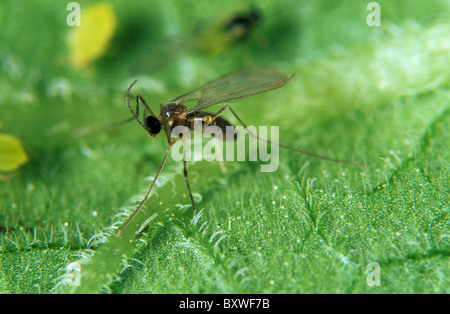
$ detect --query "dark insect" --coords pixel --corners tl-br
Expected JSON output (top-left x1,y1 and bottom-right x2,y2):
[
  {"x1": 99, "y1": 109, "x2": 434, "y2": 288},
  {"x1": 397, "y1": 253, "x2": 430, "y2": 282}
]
[{"x1": 131, "y1": 8, "x2": 262, "y2": 74}]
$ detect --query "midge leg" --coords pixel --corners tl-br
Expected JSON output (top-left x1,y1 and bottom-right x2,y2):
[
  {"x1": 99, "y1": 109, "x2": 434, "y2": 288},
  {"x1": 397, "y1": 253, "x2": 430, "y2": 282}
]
[
  {"x1": 117, "y1": 144, "x2": 173, "y2": 238},
  {"x1": 182, "y1": 139, "x2": 196, "y2": 210},
  {"x1": 72, "y1": 80, "x2": 147, "y2": 138},
  {"x1": 118, "y1": 91, "x2": 175, "y2": 237},
  {"x1": 70, "y1": 116, "x2": 135, "y2": 138},
  {"x1": 70, "y1": 88, "x2": 138, "y2": 138},
  {"x1": 206, "y1": 105, "x2": 365, "y2": 167}
]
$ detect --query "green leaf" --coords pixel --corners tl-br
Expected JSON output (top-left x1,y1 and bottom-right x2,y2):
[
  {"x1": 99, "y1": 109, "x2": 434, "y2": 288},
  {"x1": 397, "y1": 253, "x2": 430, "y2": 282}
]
[{"x1": 0, "y1": 0, "x2": 449, "y2": 294}]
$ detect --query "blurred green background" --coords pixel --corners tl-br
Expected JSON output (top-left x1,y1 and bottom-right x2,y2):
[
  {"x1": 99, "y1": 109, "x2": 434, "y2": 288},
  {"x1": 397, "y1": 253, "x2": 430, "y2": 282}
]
[{"x1": 0, "y1": 0, "x2": 449, "y2": 293}]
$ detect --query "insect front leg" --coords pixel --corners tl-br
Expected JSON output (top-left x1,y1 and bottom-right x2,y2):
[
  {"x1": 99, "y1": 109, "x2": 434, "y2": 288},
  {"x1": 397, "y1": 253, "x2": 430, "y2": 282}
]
[{"x1": 118, "y1": 144, "x2": 173, "y2": 238}]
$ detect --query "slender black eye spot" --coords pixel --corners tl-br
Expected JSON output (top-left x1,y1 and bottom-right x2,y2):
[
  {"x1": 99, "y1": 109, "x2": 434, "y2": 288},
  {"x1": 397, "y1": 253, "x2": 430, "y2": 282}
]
[{"x1": 145, "y1": 116, "x2": 161, "y2": 135}]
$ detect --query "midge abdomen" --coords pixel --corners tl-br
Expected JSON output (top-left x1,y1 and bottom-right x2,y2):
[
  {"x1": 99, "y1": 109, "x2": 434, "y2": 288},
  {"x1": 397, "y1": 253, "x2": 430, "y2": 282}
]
[{"x1": 186, "y1": 111, "x2": 238, "y2": 141}]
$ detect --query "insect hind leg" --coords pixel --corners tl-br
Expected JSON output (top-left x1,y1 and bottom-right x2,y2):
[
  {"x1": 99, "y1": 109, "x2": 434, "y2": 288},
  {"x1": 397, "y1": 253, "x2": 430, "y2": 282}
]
[
  {"x1": 182, "y1": 139, "x2": 196, "y2": 210},
  {"x1": 209, "y1": 105, "x2": 365, "y2": 167}
]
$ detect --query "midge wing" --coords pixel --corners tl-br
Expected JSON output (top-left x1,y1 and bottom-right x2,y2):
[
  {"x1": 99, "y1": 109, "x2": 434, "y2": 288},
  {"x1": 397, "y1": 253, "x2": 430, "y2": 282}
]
[{"x1": 169, "y1": 68, "x2": 294, "y2": 113}]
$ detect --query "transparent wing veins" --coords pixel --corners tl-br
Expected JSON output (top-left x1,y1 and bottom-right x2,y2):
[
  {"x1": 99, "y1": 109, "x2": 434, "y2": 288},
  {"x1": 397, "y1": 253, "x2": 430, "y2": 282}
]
[{"x1": 169, "y1": 68, "x2": 294, "y2": 113}]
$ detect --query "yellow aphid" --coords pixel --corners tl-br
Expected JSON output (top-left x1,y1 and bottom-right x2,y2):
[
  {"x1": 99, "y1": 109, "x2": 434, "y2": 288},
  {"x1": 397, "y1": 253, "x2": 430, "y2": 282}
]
[
  {"x1": 67, "y1": 3, "x2": 117, "y2": 70},
  {"x1": 0, "y1": 134, "x2": 29, "y2": 172}
]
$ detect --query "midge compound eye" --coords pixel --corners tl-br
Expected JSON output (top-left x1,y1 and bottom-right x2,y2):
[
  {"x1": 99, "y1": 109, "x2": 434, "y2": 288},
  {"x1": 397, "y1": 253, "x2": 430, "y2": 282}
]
[
  {"x1": 145, "y1": 116, "x2": 161, "y2": 135},
  {"x1": 119, "y1": 68, "x2": 364, "y2": 238}
]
